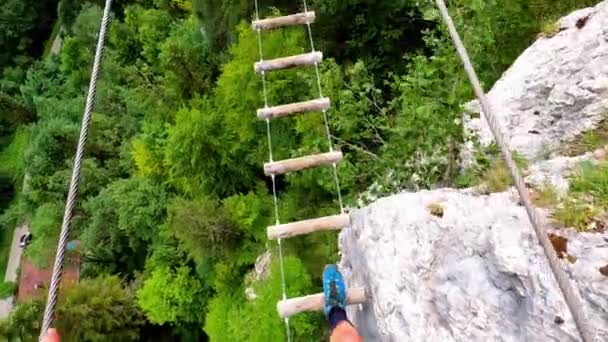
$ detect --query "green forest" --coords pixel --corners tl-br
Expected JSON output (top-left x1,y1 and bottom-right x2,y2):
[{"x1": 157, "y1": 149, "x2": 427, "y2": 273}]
[{"x1": 0, "y1": 0, "x2": 600, "y2": 340}]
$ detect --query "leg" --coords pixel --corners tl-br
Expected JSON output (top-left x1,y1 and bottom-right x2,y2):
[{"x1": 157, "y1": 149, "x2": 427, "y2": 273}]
[{"x1": 323, "y1": 265, "x2": 362, "y2": 342}]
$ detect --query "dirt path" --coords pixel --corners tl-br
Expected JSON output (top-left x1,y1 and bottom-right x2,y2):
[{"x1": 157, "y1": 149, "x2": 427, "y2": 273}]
[
  {"x1": 51, "y1": 32, "x2": 62, "y2": 56},
  {"x1": 5, "y1": 225, "x2": 28, "y2": 283}
]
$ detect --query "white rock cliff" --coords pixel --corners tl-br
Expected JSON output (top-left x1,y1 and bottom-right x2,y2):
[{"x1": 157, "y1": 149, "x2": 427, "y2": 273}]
[
  {"x1": 339, "y1": 2, "x2": 608, "y2": 341},
  {"x1": 464, "y1": 2, "x2": 608, "y2": 161}
]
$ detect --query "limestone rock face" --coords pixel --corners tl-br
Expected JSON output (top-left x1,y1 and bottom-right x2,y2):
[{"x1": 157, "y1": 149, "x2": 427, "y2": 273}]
[
  {"x1": 464, "y1": 2, "x2": 608, "y2": 161},
  {"x1": 340, "y1": 191, "x2": 608, "y2": 341}
]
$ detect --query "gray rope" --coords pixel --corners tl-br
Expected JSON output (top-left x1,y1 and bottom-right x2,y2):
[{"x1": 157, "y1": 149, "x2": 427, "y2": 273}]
[
  {"x1": 253, "y1": 1, "x2": 292, "y2": 340},
  {"x1": 435, "y1": 1, "x2": 595, "y2": 341},
  {"x1": 302, "y1": 0, "x2": 345, "y2": 213},
  {"x1": 39, "y1": 0, "x2": 113, "y2": 338}
]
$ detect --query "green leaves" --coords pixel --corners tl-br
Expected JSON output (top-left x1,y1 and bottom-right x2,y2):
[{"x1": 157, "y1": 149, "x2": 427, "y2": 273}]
[
  {"x1": 137, "y1": 266, "x2": 206, "y2": 325},
  {"x1": 204, "y1": 256, "x2": 322, "y2": 341},
  {"x1": 164, "y1": 196, "x2": 242, "y2": 262},
  {"x1": 0, "y1": 276, "x2": 143, "y2": 341},
  {"x1": 56, "y1": 276, "x2": 144, "y2": 342},
  {"x1": 81, "y1": 178, "x2": 167, "y2": 275}
]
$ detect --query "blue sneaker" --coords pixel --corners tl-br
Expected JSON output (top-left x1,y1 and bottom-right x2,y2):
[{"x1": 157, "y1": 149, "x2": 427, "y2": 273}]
[{"x1": 323, "y1": 264, "x2": 347, "y2": 317}]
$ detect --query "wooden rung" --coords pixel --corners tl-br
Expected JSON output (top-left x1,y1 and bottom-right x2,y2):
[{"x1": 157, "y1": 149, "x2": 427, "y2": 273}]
[
  {"x1": 264, "y1": 151, "x2": 342, "y2": 176},
  {"x1": 255, "y1": 52, "x2": 322, "y2": 73},
  {"x1": 252, "y1": 11, "x2": 316, "y2": 30},
  {"x1": 257, "y1": 98, "x2": 330, "y2": 120},
  {"x1": 267, "y1": 213, "x2": 350, "y2": 240},
  {"x1": 278, "y1": 287, "x2": 367, "y2": 318}
]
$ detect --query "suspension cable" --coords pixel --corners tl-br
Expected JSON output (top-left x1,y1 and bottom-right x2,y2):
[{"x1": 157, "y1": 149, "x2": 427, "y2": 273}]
[
  {"x1": 434, "y1": 1, "x2": 595, "y2": 341},
  {"x1": 39, "y1": 0, "x2": 113, "y2": 338},
  {"x1": 302, "y1": 0, "x2": 345, "y2": 213},
  {"x1": 253, "y1": 1, "x2": 292, "y2": 341}
]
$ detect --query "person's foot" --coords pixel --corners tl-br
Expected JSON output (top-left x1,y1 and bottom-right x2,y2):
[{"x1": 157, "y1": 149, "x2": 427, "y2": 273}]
[{"x1": 323, "y1": 264, "x2": 346, "y2": 317}]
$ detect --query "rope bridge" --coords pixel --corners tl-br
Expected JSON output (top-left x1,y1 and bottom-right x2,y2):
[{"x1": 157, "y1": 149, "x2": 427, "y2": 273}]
[{"x1": 38, "y1": 1, "x2": 595, "y2": 341}]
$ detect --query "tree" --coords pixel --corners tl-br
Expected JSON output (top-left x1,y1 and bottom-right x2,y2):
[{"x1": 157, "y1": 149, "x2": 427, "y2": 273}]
[
  {"x1": 0, "y1": 92, "x2": 34, "y2": 138},
  {"x1": 122, "y1": 6, "x2": 175, "y2": 67},
  {"x1": 0, "y1": 276, "x2": 143, "y2": 341},
  {"x1": 81, "y1": 178, "x2": 167, "y2": 275},
  {"x1": 159, "y1": 18, "x2": 217, "y2": 99},
  {"x1": 137, "y1": 266, "x2": 206, "y2": 326},
  {"x1": 164, "y1": 196, "x2": 242, "y2": 263},
  {"x1": 58, "y1": 0, "x2": 84, "y2": 32},
  {"x1": 0, "y1": 300, "x2": 43, "y2": 341},
  {"x1": 55, "y1": 276, "x2": 144, "y2": 341},
  {"x1": 164, "y1": 104, "x2": 246, "y2": 196},
  {"x1": 0, "y1": 0, "x2": 58, "y2": 68}
]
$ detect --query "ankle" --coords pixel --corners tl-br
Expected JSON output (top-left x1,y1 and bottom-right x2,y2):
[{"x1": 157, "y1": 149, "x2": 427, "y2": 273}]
[{"x1": 328, "y1": 306, "x2": 349, "y2": 331}]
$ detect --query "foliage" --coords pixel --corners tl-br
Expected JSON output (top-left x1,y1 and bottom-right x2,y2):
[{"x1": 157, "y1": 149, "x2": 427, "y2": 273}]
[
  {"x1": 159, "y1": 18, "x2": 217, "y2": 99},
  {"x1": 0, "y1": 300, "x2": 43, "y2": 341},
  {"x1": 562, "y1": 119, "x2": 608, "y2": 156},
  {"x1": 0, "y1": 126, "x2": 31, "y2": 183},
  {"x1": 531, "y1": 184, "x2": 559, "y2": 208},
  {"x1": 550, "y1": 161, "x2": 608, "y2": 231},
  {"x1": 58, "y1": 0, "x2": 84, "y2": 32},
  {"x1": 164, "y1": 196, "x2": 242, "y2": 263},
  {"x1": 82, "y1": 178, "x2": 167, "y2": 275},
  {"x1": 205, "y1": 256, "x2": 322, "y2": 341},
  {"x1": 137, "y1": 265, "x2": 206, "y2": 326},
  {"x1": 310, "y1": 0, "x2": 434, "y2": 77},
  {"x1": 0, "y1": 92, "x2": 34, "y2": 139},
  {"x1": 0, "y1": 282, "x2": 16, "y2": 299},
  {"x1": 539, "y1": 20, "x2": 561, "y2": 38},
  {"x1": 0, "y1": 0, "x2": 58, "y2": 69},
  {"x1": 26, "y1": 202, "x2": 63, "y2": 268},
  {"x1": 553, "y1": 197, "x2": 599, "y2": 232},
  {"x1": 55, "y1": 276, "x2": 144, "y2": 341},
  {"x1": 0, "y1": 276, "x2": 144, "y2": 341},
  {"x1": 569, "y1": 161, "x2": 608, "y2": 206},
  {"x1": 481, "y1": 155, "x2": 528, "y2": 193}
]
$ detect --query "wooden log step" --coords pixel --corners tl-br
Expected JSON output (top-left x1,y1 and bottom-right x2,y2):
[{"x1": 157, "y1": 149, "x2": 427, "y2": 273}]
[
  {"x1": 252, "y1": 11, "x2": 316, "y2": 30},
  {"x1": 257, "y1": 98, "x2": 330, "y2": 120},
  {"x1": 255, "y1": 52, "x2": 322, "y2": 74},
  {"x1": 267, "y1": 213, "x2": 350, "y2": 240},
  {"x1": 264, "y1": 151, "x2": 342, "y2": 176},
  {"x1": 277, "y1": 287, "x2": 367, "y2": 318}
]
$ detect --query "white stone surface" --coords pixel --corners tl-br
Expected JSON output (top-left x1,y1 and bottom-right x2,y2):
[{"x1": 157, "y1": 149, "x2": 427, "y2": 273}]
[
  {"x1": 340, "y1": 190, "x2": 608, "y2": 341},
  {"x1": 525, "y1": 154, "x2": 593, "y2": 195},
  {"x1": 464, "y1": 1, "x2": 608, "y2": 161}
]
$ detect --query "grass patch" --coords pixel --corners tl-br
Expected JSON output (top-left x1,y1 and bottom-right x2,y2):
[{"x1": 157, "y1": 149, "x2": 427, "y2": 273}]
[
  {"x1": 538, "y1": 20, "x2": 561, "y2": 38},
  {"x1": 569, "y1": 161, "x2": 608, "y2": 204},
  {"x1": 480, "y1": 154, "x2": 528, "y2": 193},
  {"x1": 0, "y1": 281, "x2": 16, "y2": 299},
  {"x1": 453, "y1": 142, "x2": 528, "y2": 192},
  {"x1": 0, "y1": 226, "x2": 13, "y2": 281},
  {"x1": 531, "y1": 184, "x2": 559, "y2": 208},
  {"x1": 553, "y1": 197, "x2": 598, "y2": 231},
  {"x1": 562, "y1": 120, "x2": 608, "y2": 157},
  {"x1": 551, "y1": 161, "x2": 608, "y2": 232}
]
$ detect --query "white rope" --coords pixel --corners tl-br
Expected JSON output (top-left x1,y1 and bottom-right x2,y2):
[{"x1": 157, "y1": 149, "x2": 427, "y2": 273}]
[
  {"x1": 254, "y1": 2, "x2": 292, "y2": 341},
  {"x1": 39, "y1": 0, "x2": 113, "y2": 339},
  {"x1": 302, "y1": 0, "x2": 345, "y2": 213},
  {"x1": 435, "y1": 1, "x2": 595, "y2": 341}
]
